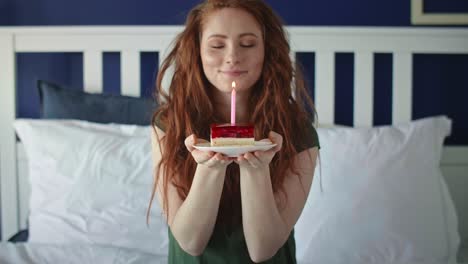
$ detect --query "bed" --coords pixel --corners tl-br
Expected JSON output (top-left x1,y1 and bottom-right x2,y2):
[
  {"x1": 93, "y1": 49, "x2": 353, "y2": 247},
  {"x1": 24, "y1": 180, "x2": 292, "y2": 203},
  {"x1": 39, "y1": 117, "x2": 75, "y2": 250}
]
[{"x1": 0, "y1": 26, "x2": 467, "y2": 264}]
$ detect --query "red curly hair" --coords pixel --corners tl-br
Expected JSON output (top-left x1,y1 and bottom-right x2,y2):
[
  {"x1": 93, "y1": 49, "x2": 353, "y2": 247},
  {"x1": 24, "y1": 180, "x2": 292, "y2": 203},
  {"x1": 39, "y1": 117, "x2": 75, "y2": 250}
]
[{"x1": 148, "y1": 0, "x2": 317, "y2": 230}]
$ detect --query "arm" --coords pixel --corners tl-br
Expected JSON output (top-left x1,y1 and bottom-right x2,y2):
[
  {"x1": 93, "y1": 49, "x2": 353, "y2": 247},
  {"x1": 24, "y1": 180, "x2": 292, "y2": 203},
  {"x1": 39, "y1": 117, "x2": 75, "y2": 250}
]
[
  {"x1": 237, "y1": 132, "x2": 318, "y2": 263},
  {"x1": 151, "y1": 128, "x2": 232, "y2": 256}
]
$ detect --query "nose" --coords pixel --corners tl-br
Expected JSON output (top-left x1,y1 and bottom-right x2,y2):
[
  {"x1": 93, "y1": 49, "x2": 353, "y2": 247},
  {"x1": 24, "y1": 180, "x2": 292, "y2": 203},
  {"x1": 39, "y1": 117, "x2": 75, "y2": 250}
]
[{"x1": 226, "y1": 46, "x2": 240, "y2": 65}]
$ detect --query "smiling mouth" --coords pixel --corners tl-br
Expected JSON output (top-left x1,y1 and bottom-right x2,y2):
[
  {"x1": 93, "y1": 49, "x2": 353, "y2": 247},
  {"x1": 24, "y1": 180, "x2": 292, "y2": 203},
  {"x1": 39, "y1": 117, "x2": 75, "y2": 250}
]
[{"x1": 220, "y1": 70, "x2": 247, "y2": 77}]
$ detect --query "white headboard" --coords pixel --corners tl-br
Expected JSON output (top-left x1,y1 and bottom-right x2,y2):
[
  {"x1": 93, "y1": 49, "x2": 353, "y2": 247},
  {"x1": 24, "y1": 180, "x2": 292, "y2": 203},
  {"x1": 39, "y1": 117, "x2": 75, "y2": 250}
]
[{"x1": 1, "y1": 26, "x2": 467, "y2": 242}]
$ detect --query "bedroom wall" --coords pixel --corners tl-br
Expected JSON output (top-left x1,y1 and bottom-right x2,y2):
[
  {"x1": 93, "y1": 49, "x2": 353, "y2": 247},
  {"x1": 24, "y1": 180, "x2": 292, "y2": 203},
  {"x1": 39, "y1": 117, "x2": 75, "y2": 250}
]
[{"x1": 0, "y1": 0, "x2": 467, "y2": 241}]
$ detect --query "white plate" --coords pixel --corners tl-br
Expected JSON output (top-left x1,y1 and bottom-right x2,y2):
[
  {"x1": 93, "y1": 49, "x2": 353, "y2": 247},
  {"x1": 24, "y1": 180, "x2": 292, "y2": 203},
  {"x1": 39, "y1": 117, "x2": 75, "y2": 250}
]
[{"x1": 193, "y1": 141, "x2": 277, "y2": 157}]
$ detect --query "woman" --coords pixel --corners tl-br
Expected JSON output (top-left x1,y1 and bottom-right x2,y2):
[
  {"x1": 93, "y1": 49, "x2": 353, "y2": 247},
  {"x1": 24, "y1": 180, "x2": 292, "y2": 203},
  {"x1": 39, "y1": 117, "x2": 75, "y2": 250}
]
[{"x1": 148, "y1": 0, "x2": 320, "y2": 263}]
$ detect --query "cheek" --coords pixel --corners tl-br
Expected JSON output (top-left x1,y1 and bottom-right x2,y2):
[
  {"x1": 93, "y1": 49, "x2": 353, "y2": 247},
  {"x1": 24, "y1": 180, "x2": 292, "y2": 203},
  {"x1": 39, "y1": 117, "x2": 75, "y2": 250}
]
[
  {"x1": 201, "y1": 50, "x2": 221, "y2": 68},
  {"x1": 252, "y1": 54, "x2": 264, "y2": 75},
  {"x1": 249, "y1": 56, "x2": 264, "y2": 86},
  {"x1": 256, "y1": 56, "x2": 264, "y2": 69}
]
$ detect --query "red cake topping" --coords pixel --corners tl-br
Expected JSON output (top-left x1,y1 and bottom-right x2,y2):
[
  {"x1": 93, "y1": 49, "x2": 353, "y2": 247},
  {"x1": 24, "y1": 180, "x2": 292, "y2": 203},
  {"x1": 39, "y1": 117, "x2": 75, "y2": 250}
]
[{"x1": 210, "y1": 124, "x2": 254, "y2": 139}]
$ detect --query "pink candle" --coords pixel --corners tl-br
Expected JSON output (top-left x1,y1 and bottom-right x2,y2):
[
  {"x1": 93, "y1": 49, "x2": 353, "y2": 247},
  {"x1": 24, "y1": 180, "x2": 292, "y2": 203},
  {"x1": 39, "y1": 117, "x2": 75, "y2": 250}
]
[{"x1": 231, "y1": 81, "x2": 236, "y2": 125}]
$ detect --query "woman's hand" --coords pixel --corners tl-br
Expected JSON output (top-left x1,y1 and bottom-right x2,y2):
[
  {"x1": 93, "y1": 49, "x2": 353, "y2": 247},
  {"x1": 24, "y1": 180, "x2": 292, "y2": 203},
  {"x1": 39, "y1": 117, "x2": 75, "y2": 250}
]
[
  {"x1": 185, "y1": 134, "x2": 234, "y2": 169},
  {"x1": 236, "y1": 131, "x2": 283, "y2": 170}
]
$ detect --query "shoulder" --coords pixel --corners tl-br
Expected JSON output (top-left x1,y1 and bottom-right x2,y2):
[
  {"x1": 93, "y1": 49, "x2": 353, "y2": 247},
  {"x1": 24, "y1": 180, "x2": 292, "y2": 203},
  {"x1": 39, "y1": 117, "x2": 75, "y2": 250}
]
[
  {"x1": 151, "y1": 111, "x2": 166, "y2": 150},
  {"x1": 153, "y1": 110, "x2": 166, "y2": 132},
  {"x1": 293, "y1": 113, "x2": 320, "y2": 153}
]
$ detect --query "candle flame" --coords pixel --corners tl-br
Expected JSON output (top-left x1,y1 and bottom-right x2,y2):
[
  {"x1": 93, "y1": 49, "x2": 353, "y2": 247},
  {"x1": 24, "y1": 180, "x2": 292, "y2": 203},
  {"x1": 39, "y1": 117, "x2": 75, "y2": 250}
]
[{"x1": 232, "y1": 81, "x2": 236, "y2": 89}]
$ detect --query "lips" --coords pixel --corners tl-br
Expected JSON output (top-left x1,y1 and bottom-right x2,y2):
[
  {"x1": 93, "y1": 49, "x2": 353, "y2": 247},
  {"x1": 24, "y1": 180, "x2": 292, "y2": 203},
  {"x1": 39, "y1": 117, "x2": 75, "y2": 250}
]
[{"x1": 221, "y1": 70, "x2": 247, "y2": 77}]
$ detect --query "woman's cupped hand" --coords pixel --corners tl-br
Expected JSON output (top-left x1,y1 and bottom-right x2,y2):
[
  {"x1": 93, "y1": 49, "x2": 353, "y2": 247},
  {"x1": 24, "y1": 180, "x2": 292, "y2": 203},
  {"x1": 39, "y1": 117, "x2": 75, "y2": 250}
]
[
  {"x1": 185, "y1": 134, "x2": 234, "y2": 169},
  {"x1": 235, "y1": 131, "x2": 282, "y2": 170}
]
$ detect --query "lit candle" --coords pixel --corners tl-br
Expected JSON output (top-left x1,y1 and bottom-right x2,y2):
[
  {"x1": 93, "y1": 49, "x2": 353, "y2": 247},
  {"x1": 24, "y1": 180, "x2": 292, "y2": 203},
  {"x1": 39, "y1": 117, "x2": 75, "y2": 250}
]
[{"x1": 231, "y1": 81, "x2": 236, "y2": 125}]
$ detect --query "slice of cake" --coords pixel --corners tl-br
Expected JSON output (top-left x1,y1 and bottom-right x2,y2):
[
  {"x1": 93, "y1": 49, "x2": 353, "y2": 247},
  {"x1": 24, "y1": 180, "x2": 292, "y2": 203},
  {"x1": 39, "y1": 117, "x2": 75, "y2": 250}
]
[{"x1": 210, "y1": 123, "x2": 254, "y2": 146}]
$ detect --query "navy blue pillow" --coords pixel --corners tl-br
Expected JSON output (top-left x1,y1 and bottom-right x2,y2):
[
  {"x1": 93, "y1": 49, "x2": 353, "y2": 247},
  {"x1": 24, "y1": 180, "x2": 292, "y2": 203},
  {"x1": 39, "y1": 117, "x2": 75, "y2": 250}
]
[
  {"x1": 38, "y1": 80, "x2": 156, "y2": 125},
  {"x1": 8, "y1": 229, "x2": 28, "y2": 242}
]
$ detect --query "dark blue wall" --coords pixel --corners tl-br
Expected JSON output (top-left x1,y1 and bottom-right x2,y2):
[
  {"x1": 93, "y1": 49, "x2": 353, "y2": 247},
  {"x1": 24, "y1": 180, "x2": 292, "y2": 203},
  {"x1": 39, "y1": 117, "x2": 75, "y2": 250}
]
[{"x1": 2, "y1": 0, "x2": 413, "y2": 26}]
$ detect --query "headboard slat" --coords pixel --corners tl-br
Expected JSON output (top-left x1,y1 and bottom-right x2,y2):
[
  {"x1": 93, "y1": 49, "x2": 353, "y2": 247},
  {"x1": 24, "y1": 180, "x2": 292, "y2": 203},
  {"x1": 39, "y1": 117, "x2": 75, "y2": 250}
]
[
  {"x1": 392, "y1": 52, "x2": 413, "y2": 123},
  {"x1": 354, "y1": 52, "x2": 374, "y2": 127},
  {"x1": 0, "y1": 34, "x2": 19, "y2": 241},
  {"x1": 315, "y1": 51, "x2": 335, "y2": 125},
  {"x1": 121, "y1": 51, "x2": 141, "y2": 97},
  {"x1": 84, "y1": 50, "x2": 103, "y2": 93},
  {"x1": 17, "y1": 143, "x2": 28, "y2": 230}
]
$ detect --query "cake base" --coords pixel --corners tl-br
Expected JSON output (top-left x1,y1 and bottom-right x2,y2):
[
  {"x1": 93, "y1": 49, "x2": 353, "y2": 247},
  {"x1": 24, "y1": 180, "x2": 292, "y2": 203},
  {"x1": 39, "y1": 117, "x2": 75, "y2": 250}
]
[{"x1": 211, "y1": 137, "x2": 255, "y2": 146}]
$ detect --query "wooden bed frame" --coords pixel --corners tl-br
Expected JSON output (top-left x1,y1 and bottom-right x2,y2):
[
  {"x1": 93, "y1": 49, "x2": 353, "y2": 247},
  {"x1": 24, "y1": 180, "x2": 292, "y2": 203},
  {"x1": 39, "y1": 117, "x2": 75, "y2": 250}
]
[{"x1": 0, "y1": 26, "x2": 467, "y2": 244}]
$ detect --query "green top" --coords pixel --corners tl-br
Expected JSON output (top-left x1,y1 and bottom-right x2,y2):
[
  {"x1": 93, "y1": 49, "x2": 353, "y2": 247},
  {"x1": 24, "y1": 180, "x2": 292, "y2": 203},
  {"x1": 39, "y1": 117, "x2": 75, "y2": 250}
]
[
  {"x1": 168, "y1": 226, "x2": 297, "y2": 264},
  {"x1": 154, "y1": 115, "x2": 320, "y2": 263}
]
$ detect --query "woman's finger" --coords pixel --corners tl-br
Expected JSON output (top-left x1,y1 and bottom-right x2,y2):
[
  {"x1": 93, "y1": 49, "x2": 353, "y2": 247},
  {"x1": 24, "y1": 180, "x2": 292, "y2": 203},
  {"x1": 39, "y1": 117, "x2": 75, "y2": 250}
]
[
  {"x1": 204, "y1": 152, "x2": 233, "y2": 168},
  {"x1": 268, "y1": 131, "x2": 283, "y2": 152},
  {"x1": 235, "y1": 155, "x2": 246, "y2": 165},
  {"x1": 184, "y1": 134, "x2": 197, "y2": 152},
  {"x1": 244, "y1": 152, "x2": 261, "y2": 168},
  {"x1": 253, "y1": 150, "x2": 274, "y2": 164},
  {"x1": 196, "y1": 138, "x2": 209, "y2": 144},
  {"x1": 192, "y1": 149, "x2": 214, "y2": 164}
]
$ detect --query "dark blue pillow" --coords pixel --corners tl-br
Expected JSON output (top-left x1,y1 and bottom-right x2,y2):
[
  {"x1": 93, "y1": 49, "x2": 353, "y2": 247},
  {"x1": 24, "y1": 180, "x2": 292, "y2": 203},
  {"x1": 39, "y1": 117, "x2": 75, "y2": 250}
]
[
  {"x1": 8, "y1": 229, "x2": 28, "y2": 242},
  {"x1": 38, "y1": 80, "x2": 156, "y2": 125}
]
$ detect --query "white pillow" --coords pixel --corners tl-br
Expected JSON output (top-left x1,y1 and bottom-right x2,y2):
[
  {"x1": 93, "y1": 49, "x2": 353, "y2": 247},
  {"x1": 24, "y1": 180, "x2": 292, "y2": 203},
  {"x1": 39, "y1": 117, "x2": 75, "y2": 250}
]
[
  {"x1": 14, "y1": 119, "x2": 168, "y2": 255},
  {"x1": 295, "y1": 116, "x2": 460, "y2": 264}
]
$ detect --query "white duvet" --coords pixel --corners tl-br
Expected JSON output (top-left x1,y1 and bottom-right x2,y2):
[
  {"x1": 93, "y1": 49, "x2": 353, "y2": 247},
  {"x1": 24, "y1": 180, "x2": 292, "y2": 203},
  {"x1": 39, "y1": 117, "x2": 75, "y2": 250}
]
[
  {"x1": 0, "y1": 243, "x2": 317, "y2": 264},
  {"x1": 0, "y1": 242, "x2": 168, "y2": 264},
  {"x1": 0, "y1": 243, "x2": 326, "y2": 264},
  {"x1": 0, "y1": 242, "x2": 460, "y2": 264}
]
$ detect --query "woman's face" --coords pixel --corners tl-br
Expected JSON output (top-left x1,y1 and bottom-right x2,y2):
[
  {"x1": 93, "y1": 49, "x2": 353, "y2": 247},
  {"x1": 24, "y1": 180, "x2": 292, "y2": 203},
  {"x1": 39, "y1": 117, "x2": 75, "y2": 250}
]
[{"x1": 200, "y1": 8, "x2": 265, "y2": 94}]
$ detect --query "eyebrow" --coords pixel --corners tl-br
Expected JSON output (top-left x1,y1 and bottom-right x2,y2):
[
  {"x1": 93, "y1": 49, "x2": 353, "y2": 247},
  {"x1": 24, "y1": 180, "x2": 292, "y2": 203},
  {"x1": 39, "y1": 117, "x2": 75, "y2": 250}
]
[{"x1": 207, "y1": 33, "x2": 259, "y2": 39}]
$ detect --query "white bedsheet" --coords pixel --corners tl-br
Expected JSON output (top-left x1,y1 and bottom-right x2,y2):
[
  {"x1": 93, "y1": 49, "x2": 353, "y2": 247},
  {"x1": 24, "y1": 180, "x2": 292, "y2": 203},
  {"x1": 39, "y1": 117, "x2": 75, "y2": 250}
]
[
  {"x1": 0, "y1": 243, "x2": 316, "y2": 264},
  {"x1": 0, "y1": 242, "x2": 458, "y2": 264},
  {"x1": 0, "y1": 242, "x2": 167, "y2": 264}
]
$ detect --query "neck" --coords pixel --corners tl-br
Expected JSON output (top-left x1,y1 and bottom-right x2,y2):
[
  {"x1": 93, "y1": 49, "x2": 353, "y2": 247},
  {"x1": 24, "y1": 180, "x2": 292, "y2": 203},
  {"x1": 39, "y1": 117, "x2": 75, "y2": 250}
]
[{"x1": 214, "y1": 90, "x2": 250, "y2": 124}]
